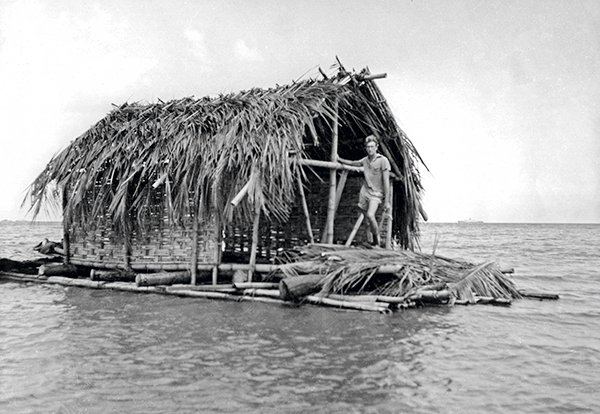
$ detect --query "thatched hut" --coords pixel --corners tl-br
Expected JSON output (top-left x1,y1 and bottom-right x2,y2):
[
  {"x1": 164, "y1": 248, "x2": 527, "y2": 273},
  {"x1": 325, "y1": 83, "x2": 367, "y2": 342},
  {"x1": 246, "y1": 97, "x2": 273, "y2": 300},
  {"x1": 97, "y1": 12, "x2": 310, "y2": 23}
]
[{"x1": 26, "y1": 62, "x2": 427, "y2": 283}]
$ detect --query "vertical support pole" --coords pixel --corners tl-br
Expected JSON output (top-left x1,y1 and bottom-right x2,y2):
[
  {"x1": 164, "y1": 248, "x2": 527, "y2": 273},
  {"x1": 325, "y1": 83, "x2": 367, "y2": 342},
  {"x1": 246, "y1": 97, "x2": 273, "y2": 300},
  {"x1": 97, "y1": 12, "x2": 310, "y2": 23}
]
[
  {"x1": 61, "y1": 187, "x2": 71, "y2": 265},
  {"x1": 324, "y1": 98, "x2": 339, "y2": 244},
  {"x1": 334, "y1": 170, "x2": 348, "y2": 209},
  {"x1": 248, "y1": 205, "x2": 261, "y2": 282},
  {"x1": 296, "y1": 171, "x2": 314, "y2": 244},
  {"x1": 212, "y1": 213, "x2": 221, "y2": 285},
  {"x1": 386, "y1": 181, "x2": 394, "y2": 249},
  {"x1": 122, "y1": 188, "x2": 132, "y2": 271},
  {"x1": 190, "y1": 202, "x2": 200, "y2": 285}
]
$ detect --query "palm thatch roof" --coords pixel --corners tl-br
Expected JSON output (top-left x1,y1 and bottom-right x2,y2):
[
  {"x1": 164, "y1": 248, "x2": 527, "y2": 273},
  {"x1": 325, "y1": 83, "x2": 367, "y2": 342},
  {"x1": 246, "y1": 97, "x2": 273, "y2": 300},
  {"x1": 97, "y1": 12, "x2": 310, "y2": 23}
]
[{"x1": 26, "y1": 61, "x2": 427, "y2": 248}]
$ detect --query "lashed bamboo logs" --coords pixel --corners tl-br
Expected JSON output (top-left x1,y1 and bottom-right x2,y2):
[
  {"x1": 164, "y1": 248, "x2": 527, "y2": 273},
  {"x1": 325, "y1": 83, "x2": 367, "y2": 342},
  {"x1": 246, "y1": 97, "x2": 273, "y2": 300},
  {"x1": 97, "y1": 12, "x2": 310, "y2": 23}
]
[{"x1": 136, "y1": 271, "x2": 191, "y2": 287}]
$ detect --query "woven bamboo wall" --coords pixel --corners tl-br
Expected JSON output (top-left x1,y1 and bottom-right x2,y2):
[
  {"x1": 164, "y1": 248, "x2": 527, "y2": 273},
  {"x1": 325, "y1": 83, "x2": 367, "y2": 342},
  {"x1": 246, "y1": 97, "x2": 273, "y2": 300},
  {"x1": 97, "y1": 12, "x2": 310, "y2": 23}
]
[{"x1": 67, "y1": 171, "x2": 390, "y2": 270}]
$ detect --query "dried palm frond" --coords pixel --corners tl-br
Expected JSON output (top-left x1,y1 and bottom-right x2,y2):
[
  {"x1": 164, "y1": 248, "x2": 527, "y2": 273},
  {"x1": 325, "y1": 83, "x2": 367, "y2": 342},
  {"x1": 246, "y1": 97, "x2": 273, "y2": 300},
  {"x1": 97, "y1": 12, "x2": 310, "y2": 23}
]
[{"x1": 276, "y1": 245, "x2": 520, "y2": 304}]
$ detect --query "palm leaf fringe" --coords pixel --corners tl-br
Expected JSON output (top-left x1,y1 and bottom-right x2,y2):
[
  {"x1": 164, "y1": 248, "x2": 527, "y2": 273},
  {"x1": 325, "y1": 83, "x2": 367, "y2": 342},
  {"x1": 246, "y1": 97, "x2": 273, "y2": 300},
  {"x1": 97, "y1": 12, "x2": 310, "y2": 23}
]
[{"x1": 277, "y1": 245, "x2": 521, "y2": 305}]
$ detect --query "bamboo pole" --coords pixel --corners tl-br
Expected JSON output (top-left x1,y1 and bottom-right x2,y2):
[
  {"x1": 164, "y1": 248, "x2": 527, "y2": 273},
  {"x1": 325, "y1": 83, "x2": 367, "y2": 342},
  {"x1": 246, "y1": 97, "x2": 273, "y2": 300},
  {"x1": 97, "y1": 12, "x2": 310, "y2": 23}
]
[
  {"x1": 305, "y1": 295, "x2": 390, "y2": 313},
  {"x1": 213, "y1": 213, "x2": 222, "y2": 285},
  {"x1": 248, "y1": 205, "x2": 261, "y2": 282},
  {"x1": 345, "y1": 213, "x2": 364, "y2": 246},
  {"x1": 296, "y1": 171, "x2": 314, "y2": 243},
  {"x1": 231, "y1": 181, "x2": 250, "y2": 206},
  {"x1": 322, "y1": 169, "x2": 349, "y2": 243},
  {"x1": 190, "y1": 201, "x2": 200, "y2": 285},
  {"x1": 385, "y1": 181, "x2": 393, "y2": 249},
  {"x1": 121, "y1": 189, "x2": 132, "y2": 271},
  {"x1": 357, "y1": 73, "x2": 387, "y2": 81},
  {"x1": 324, "y1": 99, "x2": 339, "y2": 244},
  {"x1": 61, "y1": 186, "x2": 71, "y2": 265},
  {"x1": 298, "y1": 158, "x2": 399, "y2": 180}
]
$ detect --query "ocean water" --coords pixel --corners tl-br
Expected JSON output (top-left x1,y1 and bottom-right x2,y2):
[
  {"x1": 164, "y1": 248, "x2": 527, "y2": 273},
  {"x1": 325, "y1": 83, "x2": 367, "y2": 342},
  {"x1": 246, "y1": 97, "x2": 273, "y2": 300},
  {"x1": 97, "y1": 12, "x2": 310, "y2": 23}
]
[{"x1": 1, "y1": 221, "x2": 599, "y2": 414}]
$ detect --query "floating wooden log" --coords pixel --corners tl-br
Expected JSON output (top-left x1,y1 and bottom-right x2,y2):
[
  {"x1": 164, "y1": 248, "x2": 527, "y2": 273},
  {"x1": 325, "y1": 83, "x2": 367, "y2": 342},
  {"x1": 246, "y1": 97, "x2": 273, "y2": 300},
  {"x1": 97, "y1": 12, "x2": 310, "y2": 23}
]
[
  {"x1": 305, "y1": 295, "x2": 390, "y2": 313},
  {"x1": 90, "y1": 269, "x2": 136, "y2": 283},
  {"x1": 327, "y1": 294, "x2": 378, "y2": 302},
  {"x1": 234, "y1": 282, "x2": 279, "y2": 290},
  {"x1": 413, "y1": 289, "x2": 451, "y2": 303},
  {"x1": 242, "y1": 288, "x2": 281, "y2": 299},
  {"x1": 238, "y1": 296, "x2": 285, "y2": 305},
  {"x1": 168, "y1": 284, "x2": 236, "y2": 293},
  {"x1": 518, "y1": 290, "x2": 559, "y2": 300},
  {"x1": 38, "y1": 263, "x2": 82, "y2": 277},
  {"x1": 454, "y1": 296, "x2": 512, "y2": 306},
  {"x1": 135, "y1": 271, "x2": 191, "y2": 287},
  {"x1": 46, "y1": 276, "x2": 103, "y2": 289},
  {"x1": 279, "y1": 274, "x2": 327, "y2": 301}
]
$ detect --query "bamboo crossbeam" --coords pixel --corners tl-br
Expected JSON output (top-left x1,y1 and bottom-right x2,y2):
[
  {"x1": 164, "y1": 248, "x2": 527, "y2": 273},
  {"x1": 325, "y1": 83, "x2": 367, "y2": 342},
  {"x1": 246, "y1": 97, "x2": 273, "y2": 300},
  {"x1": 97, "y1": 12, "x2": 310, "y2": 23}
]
[
  {"x1": 356, "y1": 73, "x2": 387, "y2": 81},
  {"x1": 298, "y1": 158, "x2": 398, "y2": 180},
  {"x1": 297, "y1": 158, "x2": 362, "y2": 172}
]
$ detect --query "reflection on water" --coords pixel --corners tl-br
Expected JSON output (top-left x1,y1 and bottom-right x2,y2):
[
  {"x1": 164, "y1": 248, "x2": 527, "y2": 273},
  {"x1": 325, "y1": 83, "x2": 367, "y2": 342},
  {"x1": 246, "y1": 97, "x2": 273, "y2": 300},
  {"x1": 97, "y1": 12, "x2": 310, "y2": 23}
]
[{"x1": 1, "y1": 223, "x2": 600, "y2": 413}]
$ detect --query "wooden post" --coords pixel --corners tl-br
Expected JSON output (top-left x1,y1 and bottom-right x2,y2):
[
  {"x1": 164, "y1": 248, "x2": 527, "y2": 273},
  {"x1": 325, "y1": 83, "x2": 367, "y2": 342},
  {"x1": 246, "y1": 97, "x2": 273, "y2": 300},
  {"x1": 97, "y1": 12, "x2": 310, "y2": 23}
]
[
  {"x1": 386, "y1": 181, "x2": 394, "y2": 249},
  {"x1": 296, "y1": 172, "x2": 314, "y2": 243},
  {"x1": 190, "y1": 202, "x2": 200, "y2": 285},
  {"x1": 334, "y1": 170, "x2": 348, "y2": 210},
  {"x1": 121, "y1": 188, "x2": 132, "y2": 271},
  {"x1": 345, "y1": 213, "x2": 364, "y2": 246},
  {"x1": 213, "y1": 213, "x2": 222, "y2": 285},
  {"x1": 324, "y1": 98, "x2": 339, "y2": 244},
  {"x1": 248, "y1": 205, "x2": 261, "y2": 282},
  {"x1": 322, "y1": 169, "x2": 348, "y2": 242},
  {"x1": 61, "y1": 187, "x2": 71, "y2": 265}
]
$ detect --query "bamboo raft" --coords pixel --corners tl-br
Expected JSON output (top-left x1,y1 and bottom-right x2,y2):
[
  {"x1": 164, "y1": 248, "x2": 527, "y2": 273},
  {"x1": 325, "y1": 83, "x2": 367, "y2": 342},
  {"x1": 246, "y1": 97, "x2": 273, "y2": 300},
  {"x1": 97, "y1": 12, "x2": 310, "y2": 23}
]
[{"x1": 0, "y1": 245, "x2": 558, "y2": 313}]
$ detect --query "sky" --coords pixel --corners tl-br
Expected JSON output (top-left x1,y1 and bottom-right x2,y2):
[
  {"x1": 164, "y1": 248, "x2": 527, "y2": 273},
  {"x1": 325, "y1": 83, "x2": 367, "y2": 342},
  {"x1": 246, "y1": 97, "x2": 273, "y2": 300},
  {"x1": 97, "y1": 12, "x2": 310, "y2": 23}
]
[{"x1": 0, "y1": 0, "x2": 598, "y2": 223}]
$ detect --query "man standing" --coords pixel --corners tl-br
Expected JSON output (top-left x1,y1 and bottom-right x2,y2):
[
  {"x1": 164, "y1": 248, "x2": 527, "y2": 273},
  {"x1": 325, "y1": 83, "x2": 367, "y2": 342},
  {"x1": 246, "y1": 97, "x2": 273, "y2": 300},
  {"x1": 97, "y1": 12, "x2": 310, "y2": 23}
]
[{"x1": 338, "y1": 135, "x2": 391, "y2": 247}]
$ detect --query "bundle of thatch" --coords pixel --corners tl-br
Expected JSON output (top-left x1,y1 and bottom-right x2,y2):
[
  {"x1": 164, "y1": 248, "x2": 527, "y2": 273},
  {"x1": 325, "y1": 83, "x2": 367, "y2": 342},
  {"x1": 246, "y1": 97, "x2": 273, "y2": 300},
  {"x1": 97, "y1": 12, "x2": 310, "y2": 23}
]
[{"x1": 276, "y1": 245, "x2": 521, "y2": 305}]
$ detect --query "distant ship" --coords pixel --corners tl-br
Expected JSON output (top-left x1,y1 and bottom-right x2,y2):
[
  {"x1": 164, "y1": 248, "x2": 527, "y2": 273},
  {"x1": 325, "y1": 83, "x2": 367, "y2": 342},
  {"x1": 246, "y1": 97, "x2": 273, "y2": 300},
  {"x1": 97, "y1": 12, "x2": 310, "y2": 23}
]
[{"x1": 458, "y1": 218, "x2": 484, "y2": 224}]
